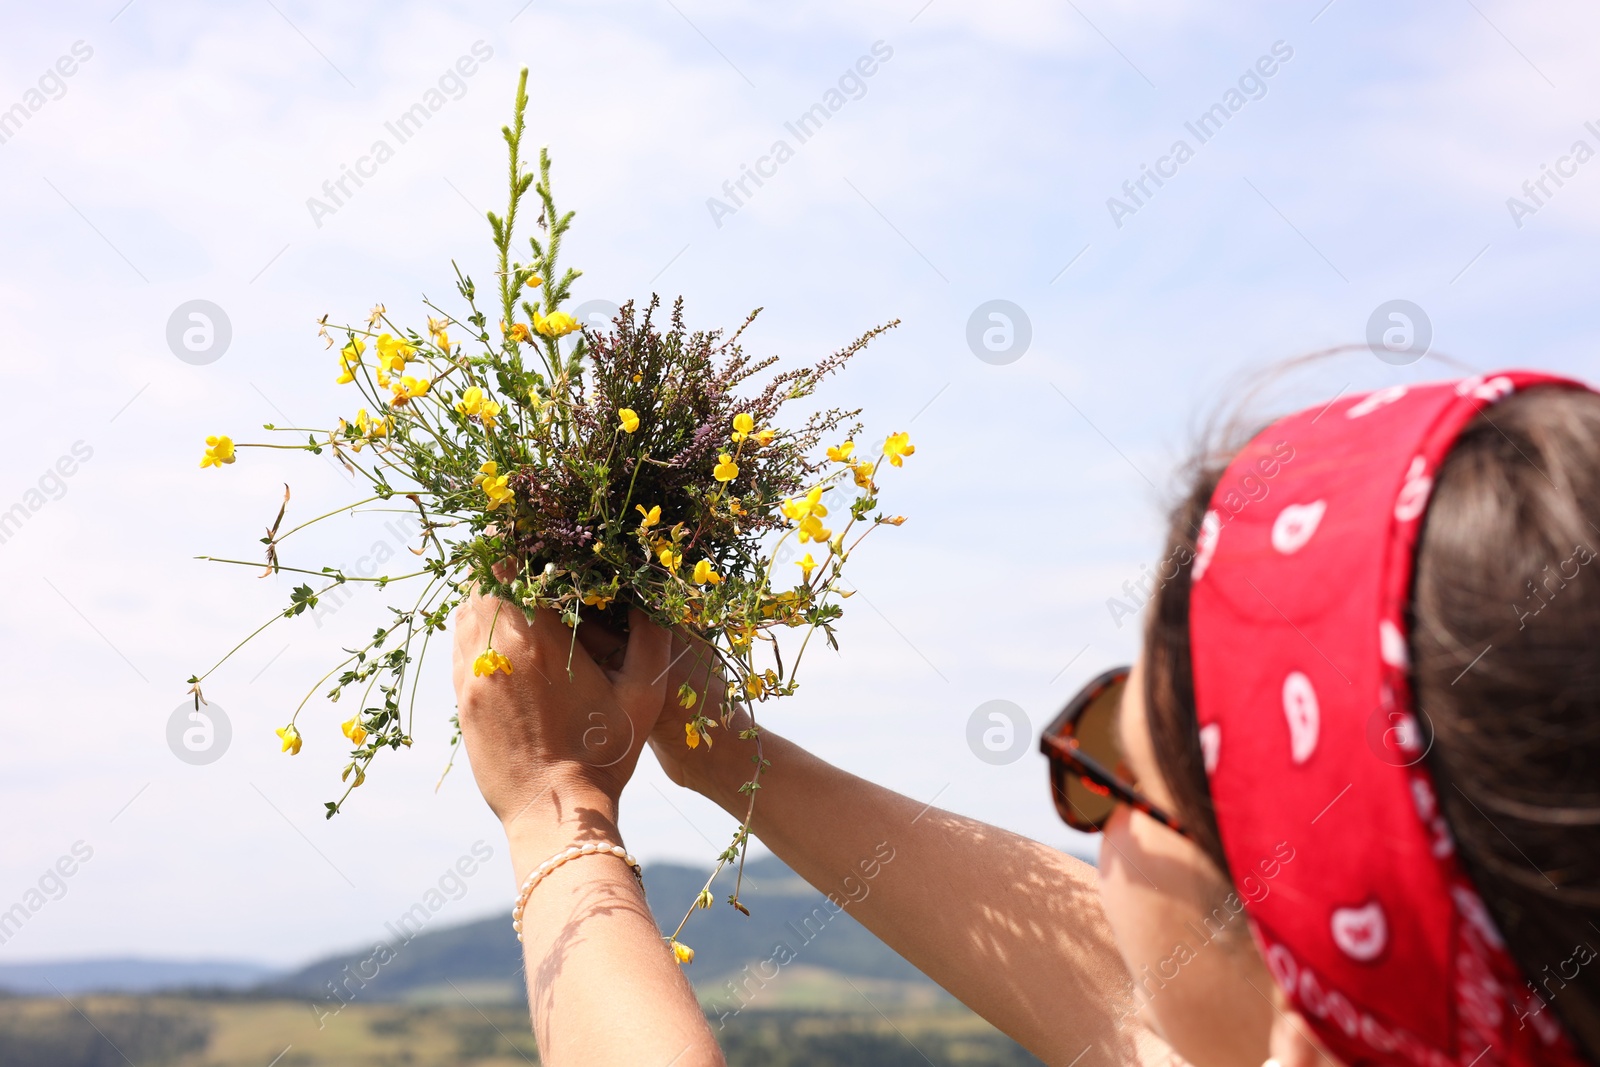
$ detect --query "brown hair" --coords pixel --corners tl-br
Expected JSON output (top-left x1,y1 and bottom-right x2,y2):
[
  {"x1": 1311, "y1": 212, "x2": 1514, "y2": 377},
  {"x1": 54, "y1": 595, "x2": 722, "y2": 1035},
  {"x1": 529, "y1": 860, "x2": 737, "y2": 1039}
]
[{"x1": 1143, "y1": 385, "x2": 1600, "y2": 1058}]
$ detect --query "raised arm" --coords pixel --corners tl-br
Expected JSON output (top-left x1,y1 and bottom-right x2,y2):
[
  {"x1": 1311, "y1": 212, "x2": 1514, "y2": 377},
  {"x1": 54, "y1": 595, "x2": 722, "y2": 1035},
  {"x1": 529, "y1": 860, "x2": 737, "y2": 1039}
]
[
  {"x1": 648, "y1": 639, "x2": 1161, "y2": 1066},
  {"x1": 452, "y1": 597, "x2": 724, "y2": 1067}
]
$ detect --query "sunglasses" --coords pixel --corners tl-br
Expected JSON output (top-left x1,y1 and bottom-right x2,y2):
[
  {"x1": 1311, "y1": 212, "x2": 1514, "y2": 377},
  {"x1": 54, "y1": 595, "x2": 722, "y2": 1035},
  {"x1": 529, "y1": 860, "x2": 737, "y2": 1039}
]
[{"x1": 1039, "y1": 666, "x2": 1189, "y2": 838}]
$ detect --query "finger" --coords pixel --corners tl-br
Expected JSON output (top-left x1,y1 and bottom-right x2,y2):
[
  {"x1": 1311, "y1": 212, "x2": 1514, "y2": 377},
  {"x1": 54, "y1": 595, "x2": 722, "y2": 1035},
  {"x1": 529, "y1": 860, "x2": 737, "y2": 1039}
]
[
  {"x1": 456, "y1": 580, "x2": 489, "y2": 619},
  {"x1": 616, "y1": 609, "x2": 671, "y2": 698},
  {"x1": 451, "y1": 598, "x2": 484, "y2": 687},
  {"x1": 575, "y1": 614, "x2": 628, "y2": 671},
  {"x1": 526, "y1": 606, "x2": 605, "y2": 685},
  {"x1": 490, "y1": 555, "x2": 519, "y2": 584}
]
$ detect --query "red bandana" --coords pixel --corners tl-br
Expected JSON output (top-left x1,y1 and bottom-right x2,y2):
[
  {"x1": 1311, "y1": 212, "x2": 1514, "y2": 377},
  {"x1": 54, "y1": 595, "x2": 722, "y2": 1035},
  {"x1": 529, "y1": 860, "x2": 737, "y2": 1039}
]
[{"x1": 1189, "y1": 371, "x2": 1591, "y2": 1067}]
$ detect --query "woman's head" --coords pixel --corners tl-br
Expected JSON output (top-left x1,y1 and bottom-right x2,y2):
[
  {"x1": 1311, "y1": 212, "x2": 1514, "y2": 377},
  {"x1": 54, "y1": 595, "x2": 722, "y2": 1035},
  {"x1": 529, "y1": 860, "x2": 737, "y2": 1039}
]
[{"x1": 1094, "y1": 382, "x2": 1600, "y2": 1066}]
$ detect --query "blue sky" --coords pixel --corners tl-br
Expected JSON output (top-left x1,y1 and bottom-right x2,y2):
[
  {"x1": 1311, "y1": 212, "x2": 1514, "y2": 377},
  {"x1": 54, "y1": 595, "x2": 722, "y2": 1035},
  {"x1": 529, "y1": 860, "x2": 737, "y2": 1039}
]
[{"x1": 1, "y1": 0, "x2": 1596, "y2": 966}]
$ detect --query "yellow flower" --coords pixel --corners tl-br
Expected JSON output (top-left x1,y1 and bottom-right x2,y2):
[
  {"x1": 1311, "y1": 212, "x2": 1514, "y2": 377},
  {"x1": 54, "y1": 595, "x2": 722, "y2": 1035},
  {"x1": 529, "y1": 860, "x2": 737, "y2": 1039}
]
[
  {"x1": 658, "y1": 545, "x2": 682, "y2": 573},
  {"x1": 534, "y1": 309, "x2": 580, "y2": 337},
  {"x1": 798, "y1": 513, "x2": 831, "y2": 545},
  {"x1": 427, "y1": 316, "x2": 450, "y2": 339},
  {"x1": 826, "y1": 441, "x2": 855, "y2": 463},
  {"x1": 525, "y1": 274, "x2": 543, "y2": 288},
  {"x1": 762, "y1": 590, "x2": 802, "y2": 619},
  {"x1": 852, "y1": 462, "x2": 875, "y2": 489},
  {"x1": 884, "y1": 431, "x2": 916, "y2": 467},
  {"x1": 618, "y1": 408, "x2": 641, "y2": 433},
  {"x1": 670, "y1": 940, "x2": 695, "y2": 965},
  {"x1": 692, "y1": 559, "x2": 722, "y2": 586},
  {"x1": 474, "y1": 461, "x2": 515, "y2": 511},
  {"x1": 336, "y1": 338, "x2": 365, "y2": 383},
  {"x1": 483, "y1": 478, "x2": 514, "y2": 511},
  {"x1": 635, "y1": 504, "x2": 661, "y2": 527},
  {"x1": 745, "y1": 674, "x2": 766, "y2": 697},
  {"x1": 783, "y1": 487, "x2": 830, "y2": 536},
  {"x1": 582, "y1": 591, "x2": 614, "y2": 611},
  {"x1": 685, "y1": 720, "x2": 706, "y2": 749},
  {"x1": 506, "y1": 322, "x2": 533, "y2": 344},
  {"x1": 435, "y1": 330, "x2": 450, "y2": 351},
  {"x1": 455, "y1": 386, "x2": 501, "y2": 427},
  {"x1": 713, "y1": 453, "x2": 739, "y2": 482},
  {"x1": 375, "y1": 333, "x2": 413, "y2": 377},
  {"x1": 345, "y1": 410, "x2": 391, "y2": 452},
  {"x1": 276, "y1": 724, "x2": 302, "y2": 755},
  {"x1": 390, "y1": 375, "x2": 431, "y2": 406},
  {"x1": 199, "y1": 434, "x2": 236, "y2": 469},
  {"x1": 753, "y1": 428, "x2": 775, "y2": 447},
  {"x1": 355, "y1": 409, "x2": 389, "y2": 439},
  {"x1": 731, "y1": 412, "x2": 754, "y2": 441},
  {"x1": 791, "y1": 486, "x2": 829, "y2": 520},
  {"x1": 798, "y1": 553, "x2": 816, "y2": 582},
  {"x1": 341, "y1": 716, "x2": 367, "y2": 746},
  {"x1": 473, "y1": 649, "x2": 512, "y2": 676}
]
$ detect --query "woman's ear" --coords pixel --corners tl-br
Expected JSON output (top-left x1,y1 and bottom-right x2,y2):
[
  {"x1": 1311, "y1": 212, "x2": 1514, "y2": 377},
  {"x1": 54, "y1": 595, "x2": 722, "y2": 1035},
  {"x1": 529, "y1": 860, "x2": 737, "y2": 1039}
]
[{"x1": 1264, "y1": 998, "x2": 1340, "y2": 1067}]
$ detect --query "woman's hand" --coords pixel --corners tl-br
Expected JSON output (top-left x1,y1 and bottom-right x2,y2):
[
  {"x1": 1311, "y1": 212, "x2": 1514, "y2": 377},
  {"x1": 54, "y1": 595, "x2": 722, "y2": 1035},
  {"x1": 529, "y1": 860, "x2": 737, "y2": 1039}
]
[
  {"x1": 450, "y1": 592, "x2": 670, "y2": 832},
  {"x1": 645, "y1": 630, "x2": 745, "y2": 792},
  {"x1": 452, "y1": 595, "x2": 726, "y2": 1067}
]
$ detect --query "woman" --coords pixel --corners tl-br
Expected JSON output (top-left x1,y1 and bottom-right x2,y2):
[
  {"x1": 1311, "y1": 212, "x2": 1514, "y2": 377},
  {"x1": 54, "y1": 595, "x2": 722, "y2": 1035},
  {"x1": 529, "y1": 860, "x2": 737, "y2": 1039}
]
[{"x1": 451, "y1": 370, "x2": 1600, "y2": 1067}]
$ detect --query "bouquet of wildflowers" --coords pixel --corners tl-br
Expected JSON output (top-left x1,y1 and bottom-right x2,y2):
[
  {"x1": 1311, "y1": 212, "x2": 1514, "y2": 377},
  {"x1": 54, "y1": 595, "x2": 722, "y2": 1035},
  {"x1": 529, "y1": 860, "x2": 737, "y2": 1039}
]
[{"x1": 189, "y1": 70, "x2": 911, "y2": 942}]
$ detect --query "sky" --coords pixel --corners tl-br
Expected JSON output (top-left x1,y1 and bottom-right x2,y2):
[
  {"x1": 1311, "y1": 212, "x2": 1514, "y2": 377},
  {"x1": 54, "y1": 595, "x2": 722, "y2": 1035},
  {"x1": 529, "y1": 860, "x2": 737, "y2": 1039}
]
[{"x1": 1, "y1": 0, "x2": 1598, "y2": 969}]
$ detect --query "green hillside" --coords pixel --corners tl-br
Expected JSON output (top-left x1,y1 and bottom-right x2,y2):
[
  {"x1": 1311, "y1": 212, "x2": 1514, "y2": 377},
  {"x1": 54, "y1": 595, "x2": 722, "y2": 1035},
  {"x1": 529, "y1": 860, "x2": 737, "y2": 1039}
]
[
  {"x1": 0, "y1": 995, "x2": 1044, "y2": 1066},
  {"x1": 268, "y1": 855, "x2": 933, "y2": 1011},
  {"x1": 0, "y1": 856, "x2": 1044, "y2": 1064}
]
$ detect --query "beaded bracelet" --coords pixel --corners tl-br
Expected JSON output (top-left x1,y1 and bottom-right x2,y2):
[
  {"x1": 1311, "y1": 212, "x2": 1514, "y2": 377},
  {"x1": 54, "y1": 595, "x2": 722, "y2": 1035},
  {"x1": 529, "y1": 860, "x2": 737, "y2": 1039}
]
[{"x1": 511, "y1": 841, "x2": 642, "y2": 942}]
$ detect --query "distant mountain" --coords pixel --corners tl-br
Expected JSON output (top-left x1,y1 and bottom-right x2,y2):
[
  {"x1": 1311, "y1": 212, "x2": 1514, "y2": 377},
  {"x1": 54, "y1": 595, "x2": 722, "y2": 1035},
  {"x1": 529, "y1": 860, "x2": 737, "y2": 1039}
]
[
  {"x1": 265, "y1": 854, "x2": 936, "y2": 1013},
  {"x1": 0, "y1": 958, "x2": 273, "y2": 996},
  {"x1": 0, "y1": 857, "x2": 945, "y2": 1013}
]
